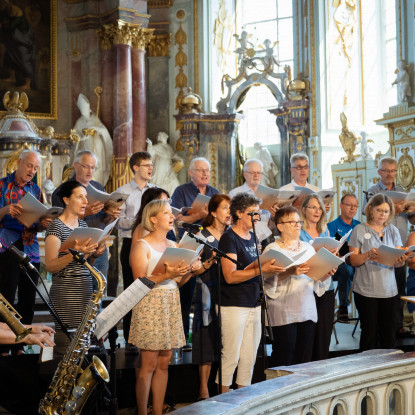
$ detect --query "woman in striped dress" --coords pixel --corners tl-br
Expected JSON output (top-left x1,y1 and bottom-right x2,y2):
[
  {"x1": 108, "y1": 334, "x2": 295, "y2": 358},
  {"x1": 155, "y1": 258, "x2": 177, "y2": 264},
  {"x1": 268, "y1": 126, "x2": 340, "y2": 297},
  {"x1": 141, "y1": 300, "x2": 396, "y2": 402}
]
[{"x1": 45, "y1": 180, "x2": 105, "y2": 357}]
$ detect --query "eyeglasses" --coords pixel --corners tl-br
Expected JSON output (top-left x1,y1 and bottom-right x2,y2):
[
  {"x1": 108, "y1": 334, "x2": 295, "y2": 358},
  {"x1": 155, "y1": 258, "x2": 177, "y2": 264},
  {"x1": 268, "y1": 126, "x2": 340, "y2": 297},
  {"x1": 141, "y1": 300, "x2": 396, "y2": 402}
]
[
  {"x1": 374, "y1": 208, "x2": 390, "y2": 215},
  {"x1": 379, "y1": 169, "x2": 397, "y2": 174},
  {"x1": 292, "y1": 165, "x2": 309, "y2": 171},
  {"x1": 306, "y1": 206, "x2": 323, "y2": 212},
  {"x1": 78, "y1": 163, "x2": 96, "y2": 171},
  {"x1": 138, "y1": 163, "x2": 153, "y2": 168},
  {"x1": 245, "y1": 171, "x2": 262, "y2": 175},
  {"x1": 166, "y1": 198, "x2": 172, "y2": 204},
  {"x1": 193, "y1": 168, "x2": 211, "y2": 174},
  {"x1": 341, "y1": 203, "x2": 358, "y2": 209},
  {"x1": 279, "y1": 220, "x2": 304, "y2": 226}
]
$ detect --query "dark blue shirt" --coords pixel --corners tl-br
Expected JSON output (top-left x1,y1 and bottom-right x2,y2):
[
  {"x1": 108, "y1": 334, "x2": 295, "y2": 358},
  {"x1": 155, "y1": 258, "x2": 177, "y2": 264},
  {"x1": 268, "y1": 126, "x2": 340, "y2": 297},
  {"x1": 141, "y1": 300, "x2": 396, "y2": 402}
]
[
  {"x1": 218, "y1": 228, "x2": 260, "y2": 308},
  {"x1": 171, "y1": 181, "x2": 219, "y2": 237},
  {"x1": 51, "y1": 176, "x2": 107, "y2": 229},
  {"x1": 327, "y1": 216, "x2": 360, "y2": 241},
  {"x1": 0, "y1": 172, "x2": 43, "y2": 262}
]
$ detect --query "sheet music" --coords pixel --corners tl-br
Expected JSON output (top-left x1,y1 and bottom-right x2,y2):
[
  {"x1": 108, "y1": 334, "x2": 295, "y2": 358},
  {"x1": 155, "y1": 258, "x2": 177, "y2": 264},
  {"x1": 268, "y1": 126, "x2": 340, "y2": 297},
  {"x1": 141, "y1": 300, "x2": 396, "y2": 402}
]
[
  {"x1": 95, "y1": 278, "x2": 152, "y2": 340},
  {"x1": 256, "y1": 185, "x2": 300, "y2": 210},
  {"x1": 376, "y1": 245, "x2": 407, "y2": 267},
  {"x1": 178, "y1": 231, "x2": 205, "y2": 250},
  {"x1": 86, "y1": 183, "x2": 130, "y2": 204},
  {"x1": 152, "y1": 245, "x2": 203, "y2": 275},
  {"x1": 60, "y1": 219, "x2": 118, "y2": 250},
  {"x1": 300, "y1": 247, "x2": 344, "y2": 281},
  {"x1": 18, "y1": 192, "x2": 63, "y2": 227}
]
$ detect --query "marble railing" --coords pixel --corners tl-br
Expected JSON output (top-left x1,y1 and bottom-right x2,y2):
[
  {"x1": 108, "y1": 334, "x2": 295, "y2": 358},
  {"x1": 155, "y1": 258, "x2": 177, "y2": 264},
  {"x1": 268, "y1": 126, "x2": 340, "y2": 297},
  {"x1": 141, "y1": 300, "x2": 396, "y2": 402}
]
[{"x1": 172, "y1": 349, "x2": 415, "y2": 414}]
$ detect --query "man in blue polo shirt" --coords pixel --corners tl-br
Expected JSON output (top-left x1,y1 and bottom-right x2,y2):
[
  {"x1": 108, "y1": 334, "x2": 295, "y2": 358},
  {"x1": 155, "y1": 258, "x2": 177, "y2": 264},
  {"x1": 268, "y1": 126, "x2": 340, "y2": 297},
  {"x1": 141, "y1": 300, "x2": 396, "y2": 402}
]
[
  {"x1": 327, "y1": 193, "x2": 360, "y2": 322},
  {"x1": 171, "y1": 157, "x2": 219, "y2": 348}
]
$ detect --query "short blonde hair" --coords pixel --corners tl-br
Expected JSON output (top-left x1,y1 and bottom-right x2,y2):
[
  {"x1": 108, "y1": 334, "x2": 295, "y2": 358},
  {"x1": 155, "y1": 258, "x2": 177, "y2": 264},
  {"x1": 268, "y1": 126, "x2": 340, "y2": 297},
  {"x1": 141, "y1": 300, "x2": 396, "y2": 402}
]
[
  {"x1": 141, "y1": 200, "x2": 170, "y2": 232},
  {"x1": 300, "y1": 194, "x2": 327, "y2": 234},
  {"x1": 365, "y1": 194, "x2": 394, "y2": 226}
]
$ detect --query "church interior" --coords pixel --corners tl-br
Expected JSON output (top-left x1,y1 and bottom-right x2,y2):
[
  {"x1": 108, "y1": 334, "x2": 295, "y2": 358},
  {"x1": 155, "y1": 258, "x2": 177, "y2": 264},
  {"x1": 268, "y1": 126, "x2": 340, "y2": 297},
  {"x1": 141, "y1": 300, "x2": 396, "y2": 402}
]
[{"x1": 2, "y1": 0, "x2": 415, "y2": 414}]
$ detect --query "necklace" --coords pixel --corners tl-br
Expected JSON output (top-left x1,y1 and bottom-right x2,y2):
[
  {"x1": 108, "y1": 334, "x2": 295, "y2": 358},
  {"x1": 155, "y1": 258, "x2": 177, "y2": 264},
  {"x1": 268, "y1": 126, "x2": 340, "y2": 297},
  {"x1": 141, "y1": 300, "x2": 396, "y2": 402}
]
[{"x1": 279, "y1": 238, "x2": 301, "y2": 252}]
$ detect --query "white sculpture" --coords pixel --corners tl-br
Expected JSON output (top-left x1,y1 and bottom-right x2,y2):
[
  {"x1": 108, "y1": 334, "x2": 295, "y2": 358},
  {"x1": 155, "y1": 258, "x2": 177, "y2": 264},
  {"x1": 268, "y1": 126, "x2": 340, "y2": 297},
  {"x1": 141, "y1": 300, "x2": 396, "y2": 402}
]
[
  {"x1": 359, "y1": 131, "x2": 374, "y2": 160},
  {"x1": 254, "y1": 142, "x2": 278, "y2": 188},
  {"x1": 73, "y1": 93, "x2": 113, "y2": 185},
  {"x1": 146, "y1": 132, "x2": 184, "y2": 195},
  {"x1": 392, "y1": 60, "x2": 412, "y2": 104}
]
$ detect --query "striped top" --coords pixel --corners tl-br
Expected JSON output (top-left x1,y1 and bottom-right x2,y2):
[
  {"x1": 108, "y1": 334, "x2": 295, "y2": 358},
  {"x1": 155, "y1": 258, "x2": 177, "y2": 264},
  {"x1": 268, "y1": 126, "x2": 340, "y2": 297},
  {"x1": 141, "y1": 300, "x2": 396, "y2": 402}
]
[{"x1": 46, "y1": 218, "x2": 93, "y2": 330}]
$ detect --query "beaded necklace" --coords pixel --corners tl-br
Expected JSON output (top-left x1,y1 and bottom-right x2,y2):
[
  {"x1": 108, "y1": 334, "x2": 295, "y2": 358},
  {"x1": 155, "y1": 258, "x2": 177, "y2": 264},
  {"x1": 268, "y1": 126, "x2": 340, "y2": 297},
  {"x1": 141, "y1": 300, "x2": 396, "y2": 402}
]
[{"x1": 278, "y1": 238, "x2": 301, "y2": 252}]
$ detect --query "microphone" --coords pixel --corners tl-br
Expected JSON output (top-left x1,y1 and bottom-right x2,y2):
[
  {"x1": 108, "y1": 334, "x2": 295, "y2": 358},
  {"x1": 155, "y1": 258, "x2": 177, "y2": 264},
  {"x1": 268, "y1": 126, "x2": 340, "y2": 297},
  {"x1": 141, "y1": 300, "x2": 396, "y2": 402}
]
[
  {"x1": 246, "y1": 212, "x2": 260, "y2": 217},
  {"x1": 8, "y1": 245, "x2": 36, "y2": 271},
  {"x1": 177, "y1": 221, "x2": 203, "y2": 232}
]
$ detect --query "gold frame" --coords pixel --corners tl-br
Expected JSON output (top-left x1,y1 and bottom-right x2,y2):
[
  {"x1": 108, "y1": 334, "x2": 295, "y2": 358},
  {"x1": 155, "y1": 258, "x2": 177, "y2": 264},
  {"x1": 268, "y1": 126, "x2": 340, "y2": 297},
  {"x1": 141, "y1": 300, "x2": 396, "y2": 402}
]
[{"x1": 0, "y1": 0, "x2": 57, "y2": 119}]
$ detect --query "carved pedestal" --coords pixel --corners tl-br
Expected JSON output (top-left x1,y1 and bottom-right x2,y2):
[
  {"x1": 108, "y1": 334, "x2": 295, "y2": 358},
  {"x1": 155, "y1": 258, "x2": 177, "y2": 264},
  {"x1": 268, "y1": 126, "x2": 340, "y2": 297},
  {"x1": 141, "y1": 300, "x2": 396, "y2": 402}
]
[
  {"x1": 331, "y1": 159, "x2": 379, "y2": 221},
  {"x1": 174, "y1": 113, "x2": 244, "y2": 193},
  {"x1": 376, "y1": 103, "x2": 415, "y2": 190}
]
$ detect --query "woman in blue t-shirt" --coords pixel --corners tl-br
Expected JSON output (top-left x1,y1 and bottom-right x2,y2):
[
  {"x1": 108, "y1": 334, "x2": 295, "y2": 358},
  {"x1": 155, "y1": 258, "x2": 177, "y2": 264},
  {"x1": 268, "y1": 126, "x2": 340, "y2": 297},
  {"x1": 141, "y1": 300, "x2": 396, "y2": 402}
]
[
  {"x1": 217, "y1": 193, "x2": 284, "y2": 393},
  {"x1": 300, "y1": 194, "x2": 333, "y2": 361}
]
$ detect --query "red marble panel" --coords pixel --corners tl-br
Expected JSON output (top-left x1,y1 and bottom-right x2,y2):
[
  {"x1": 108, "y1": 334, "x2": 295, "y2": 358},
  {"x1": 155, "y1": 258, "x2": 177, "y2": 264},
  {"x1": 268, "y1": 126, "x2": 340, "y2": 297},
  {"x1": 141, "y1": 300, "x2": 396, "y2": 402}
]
[{"x1": 132, "y1": 48, "x2": 146, "y2": 152}]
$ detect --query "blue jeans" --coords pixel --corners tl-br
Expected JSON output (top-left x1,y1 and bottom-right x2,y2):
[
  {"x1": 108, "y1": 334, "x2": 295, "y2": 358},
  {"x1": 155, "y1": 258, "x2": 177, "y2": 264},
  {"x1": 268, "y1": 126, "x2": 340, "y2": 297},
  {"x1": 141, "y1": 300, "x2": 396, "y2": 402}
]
[{"x1": 333, "y1": 263, "x2": 354, "y2": 307}]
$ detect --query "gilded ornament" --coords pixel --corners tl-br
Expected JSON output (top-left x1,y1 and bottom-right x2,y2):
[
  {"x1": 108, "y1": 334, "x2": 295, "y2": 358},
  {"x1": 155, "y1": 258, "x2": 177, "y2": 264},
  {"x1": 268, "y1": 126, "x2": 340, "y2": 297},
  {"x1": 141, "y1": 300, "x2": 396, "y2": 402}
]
[
  {"x1": 397, "y1": 148, "x2": 415, "y2": 189},
  {"x1": 3, "y1": 91, "x2": 29, "y2": 112},
  {"x1": 338, "y1": 112, "x2": 360, "y2": 163},
  {"x1": 178, "y1": 87, "x2": 202, "y2": 114},
  {"x1": 148, "y1": 34, "x2": 172, "y2": 57},
  {"x1": 174, "y1": 23, "x2": 187, "y2": 45},
  {"x1": 175, "y1": 68, "x2": 188, "y2": 89},
  {"x1": 176, "y1": 9, "x2": 185, "y2": 19},
  {"x1": 131, "y1": 28, "x2": 154, "y2": 50}
]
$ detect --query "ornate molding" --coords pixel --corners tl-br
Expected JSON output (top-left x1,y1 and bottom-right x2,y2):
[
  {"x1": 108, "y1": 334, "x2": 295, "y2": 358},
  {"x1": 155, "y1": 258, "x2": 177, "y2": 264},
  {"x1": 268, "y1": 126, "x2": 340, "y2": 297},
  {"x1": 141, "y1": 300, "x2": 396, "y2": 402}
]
[
  {"x1": 148, "y1": 0, "x2": 174, "y2": 8},
  {"x1": 132, "y1": 28, "x2": 155, "y2": 51},
  {"x1": 147, "y1": 33, "x2": 172, "y2": 56},
  {"x1": 97, "y1": 20, "x2": 143, "y2": 48}
]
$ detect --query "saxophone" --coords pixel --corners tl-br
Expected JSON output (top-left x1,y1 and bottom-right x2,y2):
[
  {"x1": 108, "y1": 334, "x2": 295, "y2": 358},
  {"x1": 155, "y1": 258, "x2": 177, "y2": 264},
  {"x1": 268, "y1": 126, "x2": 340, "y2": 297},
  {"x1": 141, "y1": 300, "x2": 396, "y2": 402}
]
[
  {"x1": 0, "y1": 293, "x2": 32, "y2": 342},
  {"x1": 39, "y1": 249, "x2": 110, "y2": 415}
]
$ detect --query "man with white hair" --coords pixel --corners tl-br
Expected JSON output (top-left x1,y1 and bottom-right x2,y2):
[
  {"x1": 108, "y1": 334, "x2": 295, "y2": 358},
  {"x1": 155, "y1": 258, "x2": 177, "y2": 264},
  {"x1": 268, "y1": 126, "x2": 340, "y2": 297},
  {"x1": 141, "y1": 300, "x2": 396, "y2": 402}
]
[
  {"x1": 229, "y1": 158, "x2": 277, "y2": 226},
  {"x1": 279, "y1": 152, "x2": 320, "y2": 191},
  {"x1": 171, "y1": 157, "x2": 219, "y2": 348},
  {"x1": 0, "y1": 150, "x2": 50, "y2": 355}
]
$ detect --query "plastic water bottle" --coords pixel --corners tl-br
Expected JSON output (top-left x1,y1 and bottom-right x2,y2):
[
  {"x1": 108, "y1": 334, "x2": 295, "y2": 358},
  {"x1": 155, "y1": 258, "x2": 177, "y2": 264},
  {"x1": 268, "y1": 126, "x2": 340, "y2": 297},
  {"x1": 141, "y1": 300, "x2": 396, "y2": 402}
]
[{"x1": 26, "y1": 345, "x2": 34, "y2": 354}]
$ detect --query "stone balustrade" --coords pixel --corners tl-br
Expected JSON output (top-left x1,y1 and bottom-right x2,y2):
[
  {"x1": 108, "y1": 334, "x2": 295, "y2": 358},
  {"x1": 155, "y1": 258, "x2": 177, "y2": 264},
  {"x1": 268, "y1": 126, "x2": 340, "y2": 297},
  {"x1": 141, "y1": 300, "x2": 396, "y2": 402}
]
[{"x1": 172, "y1": 349, "x2": 415, "y2": 414}]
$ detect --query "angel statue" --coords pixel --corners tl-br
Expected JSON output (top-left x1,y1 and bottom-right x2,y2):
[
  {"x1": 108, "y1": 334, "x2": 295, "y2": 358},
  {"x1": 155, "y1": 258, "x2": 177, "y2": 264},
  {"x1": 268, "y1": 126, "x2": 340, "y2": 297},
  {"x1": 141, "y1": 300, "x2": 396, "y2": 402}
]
[
  {"x1": 392, "y1": 60, "x2": 412, "y2": 104},
  {"x1": 359, "y1": 131, "x2": 374, "y2": 160},
  {"x1": 146, "y1": 132, "x2": 184, "y2": 195},
  {"x1": 339, "y1": 112, "x2": 360, "y2": 163}
]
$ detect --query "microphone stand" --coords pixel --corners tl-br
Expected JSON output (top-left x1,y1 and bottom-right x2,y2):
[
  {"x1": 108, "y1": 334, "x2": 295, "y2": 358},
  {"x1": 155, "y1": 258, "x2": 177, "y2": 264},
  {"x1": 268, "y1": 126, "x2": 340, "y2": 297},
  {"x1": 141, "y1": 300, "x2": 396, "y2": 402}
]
[
  {"x1": 185, "y1": 232, "x2": 240, "y2": 394},
  {"x1": 249, "y1": 215, "x2": 273, "y2": 380}
]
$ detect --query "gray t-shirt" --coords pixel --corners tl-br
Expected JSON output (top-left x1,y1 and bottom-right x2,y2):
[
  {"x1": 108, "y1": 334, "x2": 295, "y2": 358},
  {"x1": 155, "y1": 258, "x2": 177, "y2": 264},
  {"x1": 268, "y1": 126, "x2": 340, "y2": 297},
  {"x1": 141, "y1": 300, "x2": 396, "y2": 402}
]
[{"x1": 349, "y1": 223, "x2": 402, "y2": 298}]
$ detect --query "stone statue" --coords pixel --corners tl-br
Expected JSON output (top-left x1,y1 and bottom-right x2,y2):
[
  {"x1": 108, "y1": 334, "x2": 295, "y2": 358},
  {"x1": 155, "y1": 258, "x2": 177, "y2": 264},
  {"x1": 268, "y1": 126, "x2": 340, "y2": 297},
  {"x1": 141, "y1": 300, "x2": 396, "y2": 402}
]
[
  {"x1": 359, "y1": 131, "x2": 374, "y2": 160},
  {"x1": 146, "y1": 132, "x2": 184, "y2": 195},
  {"x1": 73, "y1": 93, "x2": 113, "y2": 185},
  {"x1": 254, "y1": 142, "x2": 278, "y2": 188},
  {"x1": 392, "y1": 60, "x2": 411, "y2": 104}
]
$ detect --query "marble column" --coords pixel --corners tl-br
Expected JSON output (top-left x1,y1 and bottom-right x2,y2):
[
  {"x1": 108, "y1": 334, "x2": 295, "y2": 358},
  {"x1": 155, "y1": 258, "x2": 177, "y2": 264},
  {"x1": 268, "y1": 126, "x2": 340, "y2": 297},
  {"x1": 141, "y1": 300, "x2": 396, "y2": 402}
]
[
  {"x1": 99, "y1": 41, "x2": 114, "y2": 133},
  {"x1": 131, "y1": 28, "x2": 153, "y2": 152}
]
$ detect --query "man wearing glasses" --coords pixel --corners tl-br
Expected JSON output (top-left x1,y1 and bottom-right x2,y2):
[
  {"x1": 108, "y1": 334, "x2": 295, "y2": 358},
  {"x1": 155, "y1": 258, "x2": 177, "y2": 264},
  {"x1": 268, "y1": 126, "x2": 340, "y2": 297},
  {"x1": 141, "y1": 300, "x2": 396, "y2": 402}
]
[
  {"x1": 364, "y1": 157, "x2": 415, "y2": 337},
  {"x1": 116, "y1": 151, "x2": 157, "y2": 354},
  {"x1": 279, "y1": 153, "x2": 320, "y2": 192},
  {"x1": 229, "y1": 158, "x2": 276, "y2": 231},
  {"x1": 327, "y1": 194, "x2": 360, "y2": 322},
  {"x1": 171, "y1": 157, "x2": 218, "y2": 349}
]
